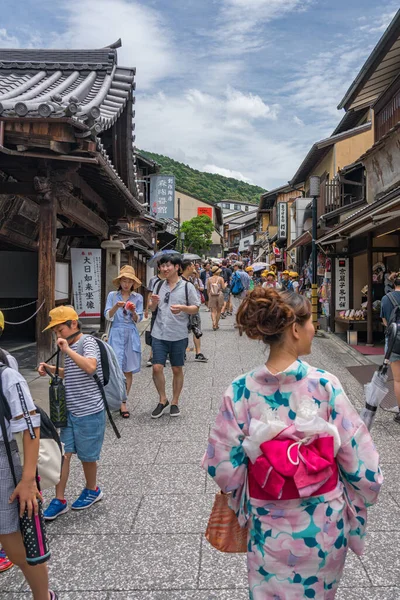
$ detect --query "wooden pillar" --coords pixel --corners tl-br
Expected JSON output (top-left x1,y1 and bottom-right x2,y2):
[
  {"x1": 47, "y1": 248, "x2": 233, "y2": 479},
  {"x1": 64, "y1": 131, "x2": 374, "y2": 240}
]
[
  {"x1": 36, "y1": 196, "x2": 57, "y2": 364},
  {"x1": 367, "y1": 232, "x2": 373, "y2": 345}
]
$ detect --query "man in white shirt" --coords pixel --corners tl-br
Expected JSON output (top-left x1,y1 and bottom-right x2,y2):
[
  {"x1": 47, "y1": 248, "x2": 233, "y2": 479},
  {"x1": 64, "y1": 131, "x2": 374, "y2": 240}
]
[{"x1": 149, "y1": 256, "x2": 200, "y2": 418}]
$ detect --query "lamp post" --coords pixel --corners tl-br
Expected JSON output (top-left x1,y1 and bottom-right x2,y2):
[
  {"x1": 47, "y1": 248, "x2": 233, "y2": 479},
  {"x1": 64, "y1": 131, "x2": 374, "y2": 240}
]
[
  {"x1": 180, "y1": 231, "x2": 185, "y2": 253},
  {"x1": 309, "y1": 176, "x2": 320, "y2": 331}
]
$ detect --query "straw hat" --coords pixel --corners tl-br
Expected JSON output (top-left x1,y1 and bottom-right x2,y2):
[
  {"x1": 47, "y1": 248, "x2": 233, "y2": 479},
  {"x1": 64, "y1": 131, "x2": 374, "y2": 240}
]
[
  {"x1": 113, "y1": 265, "x2": 142, "y2": 289},
  {"x1": 211, "y1": 265, "x2": 222, "y2": 275}
]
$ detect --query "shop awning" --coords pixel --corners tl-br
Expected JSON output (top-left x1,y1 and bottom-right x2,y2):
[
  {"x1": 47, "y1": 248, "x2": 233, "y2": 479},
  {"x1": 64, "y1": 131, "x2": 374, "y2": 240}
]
[
  {"x1": 286, "y1": 230, "x2": 312, "y2": 251},
  {"x1": 317, "y1": 186, "x2": 400, "y2": 244}
]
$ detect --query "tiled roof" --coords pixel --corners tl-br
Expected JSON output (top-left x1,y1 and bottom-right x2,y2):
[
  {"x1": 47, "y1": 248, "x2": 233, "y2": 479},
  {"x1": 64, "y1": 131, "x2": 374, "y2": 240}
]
[{"x1": 0, "y1": 46, "x2": 135, "y2": 132}]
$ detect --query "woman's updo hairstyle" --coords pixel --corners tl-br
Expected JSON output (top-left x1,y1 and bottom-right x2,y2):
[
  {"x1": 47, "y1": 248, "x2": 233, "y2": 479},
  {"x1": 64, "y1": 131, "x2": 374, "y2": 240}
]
[{"x1": 236, "y1": 287, "x2": 311, "y2": 344}]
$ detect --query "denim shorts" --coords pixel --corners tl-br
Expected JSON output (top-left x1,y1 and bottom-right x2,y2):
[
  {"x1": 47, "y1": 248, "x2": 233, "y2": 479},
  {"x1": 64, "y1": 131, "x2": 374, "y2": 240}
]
[
  {"x1": 223, "y1": 286, "x2": 231, "y2": 301},
  {"x1": 151, "y1": 337, "x2": 188, "y2": 367},
  {"x1": 60, "y1": 410, "x2": 106, "y2": 462}
]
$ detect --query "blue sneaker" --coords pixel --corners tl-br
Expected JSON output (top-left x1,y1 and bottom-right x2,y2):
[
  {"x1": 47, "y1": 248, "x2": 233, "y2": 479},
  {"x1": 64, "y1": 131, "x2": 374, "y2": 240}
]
[
  {"x1": 43, "y1": 498, "x2": 69, "y2": 521},
  {"x1": 71, "y1": 487, "x2": 103, "y2": 510}
]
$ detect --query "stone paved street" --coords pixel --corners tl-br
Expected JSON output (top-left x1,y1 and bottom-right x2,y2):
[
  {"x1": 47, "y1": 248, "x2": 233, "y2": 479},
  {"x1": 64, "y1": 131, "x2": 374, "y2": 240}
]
[{"x1": 1, "y1": 308, "x2": 400, "y2": 599}]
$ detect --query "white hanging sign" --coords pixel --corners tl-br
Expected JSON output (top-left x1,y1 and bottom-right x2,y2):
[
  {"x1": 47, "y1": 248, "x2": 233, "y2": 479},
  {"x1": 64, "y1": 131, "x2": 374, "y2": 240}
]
[
  {"x1": 335, "y1": 257, "x2": 349, "y2": 311},
  {"x1": 71, "y1": 248, "x2": 102, "y2": 318},
  {"x1": 277, "y1": 202, "x2": 287, "y2": 240}
]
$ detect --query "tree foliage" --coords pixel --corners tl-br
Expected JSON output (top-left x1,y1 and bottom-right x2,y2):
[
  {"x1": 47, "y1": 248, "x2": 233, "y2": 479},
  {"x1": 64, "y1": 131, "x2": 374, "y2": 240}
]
[
  {"x1": 181, "y1": 215, "x2": 215, "y2": 255},
  {"x1": 139, "y1": 149, "x2": 266, "y2": 205}
]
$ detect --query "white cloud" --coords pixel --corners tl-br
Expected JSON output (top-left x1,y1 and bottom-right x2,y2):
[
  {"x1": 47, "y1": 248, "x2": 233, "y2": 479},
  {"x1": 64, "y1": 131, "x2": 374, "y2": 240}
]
[
  {"x1": 293, "y1": 116, "x2": 305, "y2": 126},
  {"x1": 53, "y1": 0, "x2": 177, "y2": 90},
  {"x1": 359, "y1": 11, "x2": 396, "y2": 34},
  {"x1": 137, "y1": 88, "x2": 303, "y2": 189},
  {"x1": 216, "y1": 0, "x2": 313, "y2": 52},
  {"x1": 225, "y1": 87, "x2": 279, "y2": 120},
  {"x1": 0, "y1": 28, "x2": 21, "y2": 48},
  {"x1": 203, "y1": 165, "x2": 253, "y2": 183}
]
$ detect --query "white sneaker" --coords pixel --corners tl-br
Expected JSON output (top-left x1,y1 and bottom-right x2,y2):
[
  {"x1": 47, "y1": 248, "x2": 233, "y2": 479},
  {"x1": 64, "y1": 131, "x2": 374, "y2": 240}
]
[{"x1": 146, "y1": 360, "x2": 152, "y2": 367}]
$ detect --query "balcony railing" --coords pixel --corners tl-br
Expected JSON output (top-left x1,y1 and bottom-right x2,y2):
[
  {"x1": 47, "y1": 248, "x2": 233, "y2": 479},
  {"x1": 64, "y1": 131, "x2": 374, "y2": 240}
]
[
  {"x1": 375, "y1": 87, "x2": 400, "y2": 142},
  {"x1": 321, "y1": 176, "x2": 365, "y2": 215}
]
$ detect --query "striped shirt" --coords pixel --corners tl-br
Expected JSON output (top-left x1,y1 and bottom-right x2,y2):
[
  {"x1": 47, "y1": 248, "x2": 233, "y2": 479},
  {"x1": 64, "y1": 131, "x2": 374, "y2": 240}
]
[{"x1": 64, "y1": 336, "x2": 104, "y2": 417}]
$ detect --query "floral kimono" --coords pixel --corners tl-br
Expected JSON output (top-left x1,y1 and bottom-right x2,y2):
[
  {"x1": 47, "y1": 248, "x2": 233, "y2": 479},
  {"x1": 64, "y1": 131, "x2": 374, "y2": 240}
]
[{"x1": 202, "y1": 360, "x2": 382, "y2": 600}]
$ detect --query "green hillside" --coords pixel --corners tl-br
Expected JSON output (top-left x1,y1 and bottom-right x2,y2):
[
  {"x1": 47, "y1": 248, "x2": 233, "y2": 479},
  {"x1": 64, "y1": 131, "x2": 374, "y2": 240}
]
[{"x1": 140, "y1": 150, "x2": 266, "y2": 205}]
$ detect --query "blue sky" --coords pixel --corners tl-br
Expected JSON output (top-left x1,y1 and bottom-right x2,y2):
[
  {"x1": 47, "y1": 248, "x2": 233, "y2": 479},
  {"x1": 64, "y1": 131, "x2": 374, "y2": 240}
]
[{"x1": 0, "y1": 0, "x2": 398, "y2": 189}]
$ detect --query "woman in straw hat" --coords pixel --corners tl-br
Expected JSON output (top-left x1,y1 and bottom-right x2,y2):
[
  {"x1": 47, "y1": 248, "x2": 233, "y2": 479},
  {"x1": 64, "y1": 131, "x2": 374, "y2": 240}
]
[
  {"x1": 105, "y1": 266, "x2": 144, "y2": 418},
  {"x1": 207, "y1": 266, "x2": 226, "y2": 331}
]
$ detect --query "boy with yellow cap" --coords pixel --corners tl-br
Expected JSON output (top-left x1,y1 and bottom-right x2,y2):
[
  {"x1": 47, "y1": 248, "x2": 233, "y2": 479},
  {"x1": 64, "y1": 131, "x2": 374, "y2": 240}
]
[
  {"x1": 38, "y1": 306, "x2": 105, "y2": 520},
  {"x1": 289, "y1": 271, "x2": 300, "y2": 293}
]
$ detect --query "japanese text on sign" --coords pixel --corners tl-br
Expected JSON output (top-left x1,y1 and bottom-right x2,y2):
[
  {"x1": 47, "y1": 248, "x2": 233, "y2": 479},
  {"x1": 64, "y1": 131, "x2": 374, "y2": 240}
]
[
  {"x1": 335, "y1": 258, "x2": 349, "y2": 311},
  {"x1": 277, "y1": 202, "x2": 287, "y2": 240},
  {"x1": 149, "y1": 175, "x2": 175, "y2": 220},
  {"x1": 71, "y1": 249, "x2": 102, "y2": 318}
]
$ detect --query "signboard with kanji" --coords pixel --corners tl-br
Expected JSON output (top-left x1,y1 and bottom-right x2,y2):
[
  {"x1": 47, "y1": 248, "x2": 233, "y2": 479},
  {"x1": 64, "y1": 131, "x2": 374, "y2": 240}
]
[
  {"x1": 335, "y1": 257, "x2": 349, "y2": 311},
  {"x1": 149, "y1": 175, "x2": 175, "y2": 219},
  {"x1": 71, "y1": 249, "x2": 101, "y2": 318},
  {"x1": 277, "y1": 202, "x2": 287, "y2": 240},
  {"x1": 197, "y1": 206, "x2": 213, "y2": 219}
]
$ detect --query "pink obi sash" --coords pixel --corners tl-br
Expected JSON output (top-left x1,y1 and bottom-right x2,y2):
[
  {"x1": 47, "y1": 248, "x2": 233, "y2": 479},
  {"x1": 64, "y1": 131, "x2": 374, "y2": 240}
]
[{"x1": 248, "y1": 434, "x2": 338, "y2": 501}]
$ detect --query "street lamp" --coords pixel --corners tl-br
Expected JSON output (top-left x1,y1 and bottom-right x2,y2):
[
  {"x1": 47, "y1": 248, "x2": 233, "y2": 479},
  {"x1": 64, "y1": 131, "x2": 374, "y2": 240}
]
[
  {"x1": 180, "y1": 231, "x2": 185, "y2": 253},
  {"x1": 309, "y1": 176, "x2": 320, "y2": 330}
]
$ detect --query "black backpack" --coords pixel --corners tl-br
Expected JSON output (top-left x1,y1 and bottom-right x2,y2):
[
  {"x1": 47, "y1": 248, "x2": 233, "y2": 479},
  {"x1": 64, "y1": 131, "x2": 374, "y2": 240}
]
[{"x1": 386, "y1": 293, "x2": 400, "y2": 354}]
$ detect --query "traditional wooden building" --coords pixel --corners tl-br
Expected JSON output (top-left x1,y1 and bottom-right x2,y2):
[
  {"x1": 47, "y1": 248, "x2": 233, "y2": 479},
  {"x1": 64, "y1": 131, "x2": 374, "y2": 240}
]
[{"x1": 0, "y1": 42, "x2": 154, "y2": 360}]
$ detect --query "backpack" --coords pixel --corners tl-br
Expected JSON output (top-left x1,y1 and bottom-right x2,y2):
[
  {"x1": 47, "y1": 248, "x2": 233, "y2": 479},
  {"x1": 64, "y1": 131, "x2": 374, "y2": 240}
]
[
  {"x1": 231, "y1": 272, "x2": 244, "y2": 296},
  {"x1": 210, "y1": 279, "x2": 221, "y2": 296},
  {"x1": 386, "y1": 293, "x2": 400, "y2": 354},
  {"x1": 76, "y1": 335, "x2": 125, "y2": 439},
  {"x1": 0, "y1": 365, "x2": 63, "y2": 490}
]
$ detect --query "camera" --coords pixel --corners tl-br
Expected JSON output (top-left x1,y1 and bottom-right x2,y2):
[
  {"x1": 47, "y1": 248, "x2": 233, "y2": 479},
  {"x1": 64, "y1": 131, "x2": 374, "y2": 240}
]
[{"x1": 190, "y1": 325, "x2": 203, "y2": 339}]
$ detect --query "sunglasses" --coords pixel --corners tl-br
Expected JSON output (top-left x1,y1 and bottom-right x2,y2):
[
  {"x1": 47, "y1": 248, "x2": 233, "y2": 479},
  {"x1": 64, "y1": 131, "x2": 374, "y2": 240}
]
[{"x1": 164, "y1": 291, "x2": 170, "y2": 304}]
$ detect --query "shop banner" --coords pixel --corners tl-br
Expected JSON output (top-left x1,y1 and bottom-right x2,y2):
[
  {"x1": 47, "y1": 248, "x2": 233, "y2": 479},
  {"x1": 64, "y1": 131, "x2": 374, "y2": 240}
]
[
  {"x1": 335, "y1": 257, "x2": 349, "y2": 311},
  {"x1": 149, "y1": 174, "x2": 175, "y2": 219},
  {"x1": 71, "y1": 248, "x2": 102, "y2": 318},
  {"x1": 277, "y1": 202, "x2": 287, "y2": 240}
]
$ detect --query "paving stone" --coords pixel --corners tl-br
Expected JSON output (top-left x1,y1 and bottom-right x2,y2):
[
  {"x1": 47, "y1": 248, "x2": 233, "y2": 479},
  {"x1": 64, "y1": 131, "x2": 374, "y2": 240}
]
[
  {"x1": 335, "y1": 588, "x2": 399, "y2": 600},
  {"x1": 199, "y1": 538, "x2": 247, "y2": 589},
  {"x1": 20, "y1": 534, "x2": 201, "y2": 592},
  {"x1": 45, "y1": 494, "x2": 142, "y2": 535},
  {"x1": 367, "y1": 493, "x2": 400, "y2": 531},
  {"x1": 380, "y1": 464, "x2": 400, "y2": 491},
  {"x1": 339, "y1": 551, "x2": 371, "y2": 587},
  {"x1": 360, "y1": 532, "x2": 400, "y2": 585},
  {"x1": 145, "y1": 464, "x2": 206, "y2": 494},
  {"x1": 109, "y1": 592, "x2": 249, "y2": 599},
  {"x1": 133, "y1": 494, "x2": 213, "y2": 533},
  {"x1": 155, "y1": 440, "x2": 205, "y2": 463},
  {"x1": 0, "y1": 565, "x2": 26, "y2": 593}
]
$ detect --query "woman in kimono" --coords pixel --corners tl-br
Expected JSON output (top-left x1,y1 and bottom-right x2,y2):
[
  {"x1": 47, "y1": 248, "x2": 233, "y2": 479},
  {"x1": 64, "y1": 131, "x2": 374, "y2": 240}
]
[
  {"x1": 105, "y1": 266, "x2": 144, "y2": 418},
  {"x1": 202, "y1": 288, "x2": 382, "y2": 600}
]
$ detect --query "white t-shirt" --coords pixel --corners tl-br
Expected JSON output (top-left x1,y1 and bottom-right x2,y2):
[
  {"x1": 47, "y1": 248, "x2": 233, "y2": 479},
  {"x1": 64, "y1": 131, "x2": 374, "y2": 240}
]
[{"x1": 0, "y1": 365, "x2": 40, "y2": 442}]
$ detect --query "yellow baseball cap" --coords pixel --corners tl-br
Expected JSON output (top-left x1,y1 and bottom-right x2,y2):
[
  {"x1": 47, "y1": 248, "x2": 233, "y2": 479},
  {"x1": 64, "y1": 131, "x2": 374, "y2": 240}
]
[
  {"x1": 43, "y1": 306, "x2": 79, "y2": 331},
  {"x1": 282, "y1": 270, "x2": 290, "y2": 275},
  {"x1": 0, "y1": 311, "x2": 4, "y2": 331},
  {"x1": 289, "y1": 271, "x2": 299, "y2": 278}
]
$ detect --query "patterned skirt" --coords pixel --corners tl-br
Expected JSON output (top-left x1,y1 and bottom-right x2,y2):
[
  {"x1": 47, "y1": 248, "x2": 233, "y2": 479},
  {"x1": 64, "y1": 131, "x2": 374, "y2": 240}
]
[
  {"x1": 0, "y1": 440, "x2": 22, "y2": 535},
  {"x1": 247, "y1": 495, "x2": 349, "y2": 599}
]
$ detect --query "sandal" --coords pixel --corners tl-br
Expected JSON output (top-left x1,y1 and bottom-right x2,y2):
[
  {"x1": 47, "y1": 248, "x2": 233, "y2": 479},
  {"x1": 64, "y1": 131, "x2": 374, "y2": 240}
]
[{"x1": 119, "y1": 409, "x2": 130, "y2": 419}]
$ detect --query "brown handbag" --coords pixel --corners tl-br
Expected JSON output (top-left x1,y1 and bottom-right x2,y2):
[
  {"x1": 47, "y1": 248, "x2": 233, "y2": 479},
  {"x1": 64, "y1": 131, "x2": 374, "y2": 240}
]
[{"x1": 205, "y1": 492, "x2": 247, "y2": 553}]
